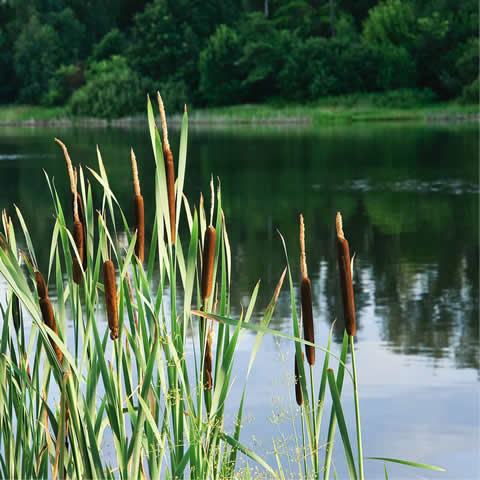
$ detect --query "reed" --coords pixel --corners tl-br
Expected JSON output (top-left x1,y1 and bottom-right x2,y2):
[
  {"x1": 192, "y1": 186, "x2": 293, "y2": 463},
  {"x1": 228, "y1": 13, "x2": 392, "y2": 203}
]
[
  {"x1": 158, "y1": 92, "x2": 176, "y2": 245},
  {"x1": 336, "y1": 212, "x2": 356, "y2": 336},
  {"x1": 35, "y1": 270, "x2": 63, "y2": 363},
  {"x1": 131, "y1": 148, "x2": 145, "y2": 262},
  {"x1": 103, "y1": 259, "x2": 118, "y2": 340}
]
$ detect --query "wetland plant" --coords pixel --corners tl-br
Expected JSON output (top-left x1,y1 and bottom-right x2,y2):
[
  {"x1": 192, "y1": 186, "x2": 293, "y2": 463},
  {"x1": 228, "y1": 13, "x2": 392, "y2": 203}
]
[{"x1": 0, "y1": 95, "x2": 445, "y2": 479}]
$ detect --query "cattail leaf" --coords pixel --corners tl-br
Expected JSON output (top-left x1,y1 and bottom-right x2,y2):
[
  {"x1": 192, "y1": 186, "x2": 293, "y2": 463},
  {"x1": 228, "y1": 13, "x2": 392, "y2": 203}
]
[
  {"x1": 47, "y1": 219, "x2": 60, "y2": 282},
  {"x1": 247, "y1": 268, "x2": 286, "y2": 376},
  {"x1": 327, "y1": 369, "x2": 357, "y2": 479},
  {"x1": 316, "y1": 320, "x2": 336, "y2": 443},
  {"x1": 184, "y1": 210, "x2": 198, "y2": 317},
  {"x1": 14, "y1": 205, "x2": 37, "y2": 270},
  {"x1": 182, "y1": 194, "x2": 193, "y2": 233},
  {"x1": 384, "y1": 464, "x2": 389, "y2": 479},
  {"x1": 192, "y1": 310, "x2": 349, "y2": 373},
  {"x1": 366, "y1": 457, "x2": 445, "y2": 472},
  {"x1": 175, "y1": 109, "x2": 188, "y2": 236},
  {"x1": 324, "y1": 330, "x2": 349, "y2": 480},
  {"x1": 119, "y1": 231, "x2": 137, "y2": 284},
  {"x1": 96, "y1": 146, "x2": 116, "y2": 233}
]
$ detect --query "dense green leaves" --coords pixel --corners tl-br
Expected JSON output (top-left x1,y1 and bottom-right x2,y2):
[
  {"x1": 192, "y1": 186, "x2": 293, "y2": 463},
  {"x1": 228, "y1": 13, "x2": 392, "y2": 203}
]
[{"x1": 0, "y1": 0, "x2": 477, "y2": 113}]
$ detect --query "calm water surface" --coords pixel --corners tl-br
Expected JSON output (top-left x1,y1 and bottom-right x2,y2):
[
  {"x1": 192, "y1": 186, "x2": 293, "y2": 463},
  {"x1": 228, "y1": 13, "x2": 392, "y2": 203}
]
[{"x1": 0, "y1": 122, "x2": 478, "y2": 478}]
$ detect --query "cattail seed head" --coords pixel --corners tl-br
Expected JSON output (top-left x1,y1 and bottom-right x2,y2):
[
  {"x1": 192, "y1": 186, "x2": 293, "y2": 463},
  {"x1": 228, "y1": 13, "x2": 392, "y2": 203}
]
[
  {"x1": 12, "y1": 294, "x2": 21, "y2": 331},
  {"x1": 158, "y1": 92, "x2": 176, "y2": 245},
  {"x1": 301, "y1": 276, "x2": 315, "y2": 365},
  {"x1": 336, "y1": 212, "x2": 356, "y2": 336},
  {"x1": 294, "y1": 353, "x2": 303, "y2": 406},
  {"x1": 134, "y1": 194, "x2": 145, "y2": 262},
  {"x1": 35, "y1": 270, "x2": 63, "y2": 363},
  {"x1": 201, "y1": 226, "x2": 216, "y2": 305},
  {"x1": 72, "y1": 220, "x2": 84, "y2": 284},
  {"x1": 35, "y1": 271, "x2": 48, "y2": 300},
  {"x1": 164, "y1": 149, "x2": 176, "y2": 245},
  {"x1": 103, "y1": 260, "x2": 118, "y2": 340},
  {"x1": 131, "y1": 149, "x2": 145, "y2": 262},
  {"x1": 204, "y1": 333, "x2": 213, "y2": 390}
]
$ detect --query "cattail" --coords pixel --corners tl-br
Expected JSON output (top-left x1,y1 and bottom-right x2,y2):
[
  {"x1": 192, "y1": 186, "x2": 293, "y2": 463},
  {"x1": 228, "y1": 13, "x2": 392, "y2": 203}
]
[
  {"x1": 35, "y1": 271, "x2": 63, "y2": 364},
  {"x1": 103, "y1": 259, "x2": 118, "y2": 340},
  {"x1": 131, "y1": 148, "x2": 145, "y2": 262},
  {"x1": 12, "y1": 293, "x2": 21, "y2": 331},
  {"x1": 72, "y1": 191, "x2": 87, "y2": 270},
  {"x1": 336, "y1": 212, "x2": 356, "y2": 336},
  {"x1": 300, "y1": 214, "x2": 315, "y2": 365},
  {"x1": 158, "y1": 93, "x2": 176, "y2": 245},
  {"x1": 201, "y1": 226, "x2": 216, "y2": 305},
  {"x1": 294, "y1": 352, "x2": 303, "y2": 406},
  {"x1": 204, "y1": 333, "x2": 213, "y2": 390},
  {"x1": 71, "y1": 169, "x2": 84, "y2": 284},
  {"x1": 55, "y1": 139, "x2": 86, "y2": 280}
]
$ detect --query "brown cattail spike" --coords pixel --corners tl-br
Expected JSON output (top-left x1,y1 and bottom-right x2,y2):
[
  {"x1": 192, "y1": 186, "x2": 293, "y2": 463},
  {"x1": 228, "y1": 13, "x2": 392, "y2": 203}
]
[
  {"x1": 204, "y1": 332, "x2": 213, "y2": 390},
  {"x1": 201, "y1": 226, "x2": 216, "y2": 305},
  {"x1": 103, "y1": 260, "x2": 118, "y2": 340},
  {"x1": 35, "y1": 270, "x2": 63, "y2": 364},
  {"x1": 336, "y1": 212, "x2": 356, "y2": 336},
  {"x1": 294, "y1": 353, "x2": 303, "y2": 406},
  {"x1": 131, "y1": 149, "x2": 145, "y2": 262},
  {"x1": 301, "y1": 277, "x2": 315, "y2": 365},
  {"x1": 300, "y1": 214, "x2": 315, "y2": 365},
  {"x1": 158, "y1": 93, "x2": 176, "y2": 245}
]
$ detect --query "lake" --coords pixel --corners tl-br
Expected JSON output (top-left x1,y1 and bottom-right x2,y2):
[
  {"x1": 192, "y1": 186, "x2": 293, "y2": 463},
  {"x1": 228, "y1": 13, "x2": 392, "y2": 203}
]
[{"x1": 0, "y1": 121, "x2": 478, "y2": 478}]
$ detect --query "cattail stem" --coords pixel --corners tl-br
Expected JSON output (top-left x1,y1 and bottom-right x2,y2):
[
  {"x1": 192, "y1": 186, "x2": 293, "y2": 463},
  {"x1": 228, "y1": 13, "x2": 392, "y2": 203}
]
[
  {"x1": 131, "y1": 149, "x2": 145, "y2": 262},
  {"x1": 201, "y1": 225, "x2": 216, "y2": 307},
  {"x1": 103, "y1": 260, "x2": 118, "y2": 340},
  {"x1": 300, "y1": 214, "x2": 315, "y2": 365},
  {"x1": 336, "y1": 212, "x2": 356, "y2": 336},
  {"x1": 35, "y1": 271, "x2": 63, "y2": 364}
]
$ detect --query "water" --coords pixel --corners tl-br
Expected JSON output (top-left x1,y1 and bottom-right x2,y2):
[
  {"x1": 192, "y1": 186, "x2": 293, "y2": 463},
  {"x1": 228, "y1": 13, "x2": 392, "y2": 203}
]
[{"x1": 0, "y1": 122, "x2": 478, "y2": 478}]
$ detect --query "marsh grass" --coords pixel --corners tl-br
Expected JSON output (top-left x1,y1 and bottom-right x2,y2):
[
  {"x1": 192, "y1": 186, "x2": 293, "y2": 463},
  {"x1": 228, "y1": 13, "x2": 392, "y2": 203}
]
[{"x1": 0, "y1": 95, "x2": 446, "y2": 479}]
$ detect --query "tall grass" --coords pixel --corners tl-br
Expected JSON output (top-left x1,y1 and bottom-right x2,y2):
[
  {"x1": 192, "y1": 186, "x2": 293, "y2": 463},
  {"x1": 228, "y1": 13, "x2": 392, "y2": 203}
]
[{"x1": 0, "y1": 95, "x2": 445, "y2": 479}]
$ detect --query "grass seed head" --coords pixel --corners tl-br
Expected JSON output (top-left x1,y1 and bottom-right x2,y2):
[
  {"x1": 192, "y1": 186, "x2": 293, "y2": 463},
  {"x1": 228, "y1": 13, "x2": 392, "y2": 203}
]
[
  {"x1": 336, "y1": 212, "x2": 356, "y2": 336},
  {"x1": 103, "y1": 260, "x2": 119, "y2": 340}
]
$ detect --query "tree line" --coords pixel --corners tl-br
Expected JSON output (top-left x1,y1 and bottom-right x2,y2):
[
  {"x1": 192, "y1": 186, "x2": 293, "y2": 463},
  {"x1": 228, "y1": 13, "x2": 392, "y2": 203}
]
[{"x1": 1, "y1": 0, "x2": 478, "y2": 118}]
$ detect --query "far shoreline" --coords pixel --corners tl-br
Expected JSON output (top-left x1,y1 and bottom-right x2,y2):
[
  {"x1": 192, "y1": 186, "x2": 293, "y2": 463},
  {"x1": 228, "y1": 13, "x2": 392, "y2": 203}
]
[{"x1": 0, "y1": 101, "x2": 478, "y2": 128}]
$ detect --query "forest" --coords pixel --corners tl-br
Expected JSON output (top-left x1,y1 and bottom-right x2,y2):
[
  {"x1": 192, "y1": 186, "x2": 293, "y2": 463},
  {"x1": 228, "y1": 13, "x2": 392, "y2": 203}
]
[{"x1": 0, "y1": 0, "x2": 478, "y2": 118}]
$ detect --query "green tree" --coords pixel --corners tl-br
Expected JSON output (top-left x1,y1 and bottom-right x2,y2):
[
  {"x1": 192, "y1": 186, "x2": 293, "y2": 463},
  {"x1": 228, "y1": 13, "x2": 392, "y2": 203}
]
[
  {"x1": 69, "y1": 55, "x2": 153, "y2": 118},
  {"x1": 198, "y1": 25, "x2": 245, "y2": 105},
  {"x1": 13, "y1": 14, "x2": 62, "y2": 103}
]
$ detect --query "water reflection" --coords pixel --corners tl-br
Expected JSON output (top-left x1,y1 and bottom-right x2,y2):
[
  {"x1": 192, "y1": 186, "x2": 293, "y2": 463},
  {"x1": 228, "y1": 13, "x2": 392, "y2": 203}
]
[{"x1": 0, "y1": 123, "x2": 478, "y2": 372}]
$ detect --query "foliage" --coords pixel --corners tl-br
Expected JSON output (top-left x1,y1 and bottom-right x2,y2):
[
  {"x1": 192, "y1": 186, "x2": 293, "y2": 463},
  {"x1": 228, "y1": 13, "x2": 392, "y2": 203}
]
[
  {"x1": 44, "y1": 64, "x2": 85, "y2": 106},
  {"x1": 0, "y1": 0, "x2": 477, "y2": 111},
  {"x1": 362, "y1": 0, "x2": 417, "y2": 48},
  {"x1": 69, "y1": 56, "x2": 153, "y2": 118},
  {"x1": 88, "y1": 28, "x2": 128, "y2": 64},
  {"x1": 199, "y1": 25, "x2": 245, "y2": 105}
]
